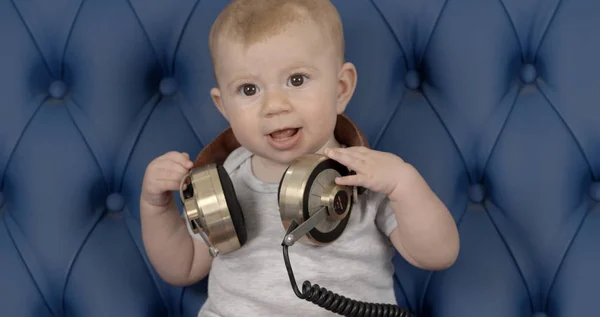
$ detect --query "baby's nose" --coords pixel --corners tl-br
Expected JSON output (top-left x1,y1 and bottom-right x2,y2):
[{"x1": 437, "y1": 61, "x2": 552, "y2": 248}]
[{"x1": 262, "y1": 90, "x2": 292, "y2": 116}]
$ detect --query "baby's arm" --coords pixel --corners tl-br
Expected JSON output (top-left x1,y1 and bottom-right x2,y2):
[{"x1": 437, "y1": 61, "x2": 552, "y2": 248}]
[
  {"x1": 386, "y1": 164, "x2": 459, "y2": 271},
  {"x1": 324, "y1": 146, "x2": 459, "y2": 271},
  {"x1": 140, "y1": 151, "x2": 213, "y2": 286}
]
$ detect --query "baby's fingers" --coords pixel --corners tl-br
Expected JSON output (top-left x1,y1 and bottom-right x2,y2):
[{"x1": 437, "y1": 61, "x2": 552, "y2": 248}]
[
  {"x1": 334, "y1": 174, "x2": 362, "y2": 187},
  {"x1": 325, "y1": 148, "x2": 365, "y2": 172},
  {"x1": 154, "y1": 178, "x2": 183, "y2": 192},
  {"x1": 168, "y1": 163, "x2": 191, "y2": 177},
  {"x1": 163, "y1": 151, "x2": 194, "y2": 169}
]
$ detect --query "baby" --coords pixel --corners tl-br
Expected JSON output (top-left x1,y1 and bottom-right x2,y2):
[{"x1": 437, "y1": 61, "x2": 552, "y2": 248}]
[{"x1": 140, "y1": 0, "x2": 460, "y2": 316}]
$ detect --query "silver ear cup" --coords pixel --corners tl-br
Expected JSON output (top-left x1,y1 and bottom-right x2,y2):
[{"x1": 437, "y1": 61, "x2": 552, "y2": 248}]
[
  {"x1": 278, "y1": 154, "x2": 353, "y2": 246},
  {"x1": 180, "y1": 164, "x2": 241, "y2": 257}
]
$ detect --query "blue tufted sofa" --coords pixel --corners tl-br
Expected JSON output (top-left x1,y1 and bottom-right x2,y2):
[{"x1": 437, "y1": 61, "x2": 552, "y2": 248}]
[{"x1": 2, "y1": 0, "x2": 600, "y2": 316}]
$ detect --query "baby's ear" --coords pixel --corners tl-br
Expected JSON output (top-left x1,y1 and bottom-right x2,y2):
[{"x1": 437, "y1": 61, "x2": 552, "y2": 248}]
[
  {"x1": 337, "y1": 62, "x2": 358, "y2": 114},
  {"x1": 211, "y1": 87, "x2": 227, "y2": 120}
]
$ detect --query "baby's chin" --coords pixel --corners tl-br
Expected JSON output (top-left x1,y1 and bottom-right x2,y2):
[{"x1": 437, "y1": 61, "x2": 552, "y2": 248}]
[
  {"x1": 250, "y1": 146, "x2": 316, "y2": 166},
  {"x1": 256, "y1": 150, "x2": 305, "y2": 166},
  {"x1": 241, "y1": 134, "x2": 335, "y2": 164}
]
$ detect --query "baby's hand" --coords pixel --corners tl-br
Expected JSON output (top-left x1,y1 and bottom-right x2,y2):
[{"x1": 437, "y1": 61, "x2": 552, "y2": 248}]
[
  {"x1": 324, "y1": 146, "x2": 412, "y2": 197},
  {"x1": 141, "y1": 151, "x2": 194, "y2": 208}
]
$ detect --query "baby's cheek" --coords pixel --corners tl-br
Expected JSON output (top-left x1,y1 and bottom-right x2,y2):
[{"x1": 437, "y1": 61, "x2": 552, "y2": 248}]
[
  {"x1": 229, "y1": 120, "x2": 257, "y2": 142},
  {"x1": 308, "y1": 109, "x2": 337, "y2": 132}
]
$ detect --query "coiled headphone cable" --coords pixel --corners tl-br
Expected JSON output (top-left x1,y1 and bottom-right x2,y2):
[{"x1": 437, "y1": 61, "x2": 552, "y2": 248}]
[{"x1": 281, "y1": 221, "x2": 414, "y2": 317}]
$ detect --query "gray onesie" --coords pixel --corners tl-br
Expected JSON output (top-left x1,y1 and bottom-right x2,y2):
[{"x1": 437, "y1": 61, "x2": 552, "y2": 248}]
[{"x1": 190, "y1": 147, "x2": 399, "y2": 317}]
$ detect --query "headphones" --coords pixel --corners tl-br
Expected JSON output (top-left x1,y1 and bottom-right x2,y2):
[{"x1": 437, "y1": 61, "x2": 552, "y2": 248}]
[
  {"x1": 178, "y1": 151, "x2": 413, "y2": 317},
  {"x1": 179, "y1": 153, "x2": 357, "y2": 257}
]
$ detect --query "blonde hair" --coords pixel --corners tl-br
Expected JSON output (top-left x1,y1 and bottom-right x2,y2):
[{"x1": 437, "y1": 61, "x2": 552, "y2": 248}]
[{"x1": 209, "y1": 0, "x2": 345, "y2": 67}]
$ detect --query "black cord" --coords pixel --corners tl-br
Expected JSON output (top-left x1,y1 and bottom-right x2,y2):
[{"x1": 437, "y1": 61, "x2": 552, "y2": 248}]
[{"x1": 282, "y1": 221, "x2": 414, "y2": 317}]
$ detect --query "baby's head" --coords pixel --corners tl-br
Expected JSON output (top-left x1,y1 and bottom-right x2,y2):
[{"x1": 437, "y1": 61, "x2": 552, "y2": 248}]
[{"x1": 208, "y1": 0, "x2": 357, "y2": 165}]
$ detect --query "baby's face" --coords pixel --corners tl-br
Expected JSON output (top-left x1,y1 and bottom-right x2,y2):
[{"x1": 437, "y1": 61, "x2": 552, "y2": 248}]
[{"x1": 210, "y1": 21, "x2": 355, "y2": 165}]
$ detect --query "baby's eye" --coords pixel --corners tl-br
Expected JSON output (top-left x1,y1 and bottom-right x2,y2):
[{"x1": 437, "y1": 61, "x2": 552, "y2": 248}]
[
  {"x1": 288, "y1": 74, "x2": 308, "y2": 87},
  {"x1": 239, "y1": 84, "x2": 258, "y2": 96}
]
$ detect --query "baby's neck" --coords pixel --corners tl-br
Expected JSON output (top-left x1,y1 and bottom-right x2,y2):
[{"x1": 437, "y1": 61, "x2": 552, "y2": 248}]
[{"x1": 251, "y1": 137, "x2": 342, "y2": 184}]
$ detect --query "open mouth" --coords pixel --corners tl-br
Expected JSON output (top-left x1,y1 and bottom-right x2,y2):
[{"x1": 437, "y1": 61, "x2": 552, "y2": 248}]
[
  {"x1": 269, "y1": 128, "x2": 300, "y2": 140},
  {"x1": 266, "y1": 127, "x2": 302, "y2": 150}
]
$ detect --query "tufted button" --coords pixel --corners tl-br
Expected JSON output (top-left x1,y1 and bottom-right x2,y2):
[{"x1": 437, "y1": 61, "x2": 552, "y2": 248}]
[
  {"x1": 106, "y1": 193, "x2": 125, "y2": 212},
  {"x1": 468, "y1": 183, "x2": 486, "y2": 203},
  {"x1": 590, "y1": 182, "x2": 600, "y2": 201},
  {"x1": 159, "y1": 77, "x2": 178, "y2": 96},
  {"x1": 404, "y1": 70, "x2": 421, "y2": 90},
  {"x1": 48, "y1": 80, "x2": 68, "y2": 99},
  {"x1": 520, "y1": 64, "x2": 537, "y2": 84},
  {"x1": 532, "y1": 313, "x2": 547, "y2": 317},
  {"x1": 0, "y1": 191, "x2": 4, "y2": 208}
]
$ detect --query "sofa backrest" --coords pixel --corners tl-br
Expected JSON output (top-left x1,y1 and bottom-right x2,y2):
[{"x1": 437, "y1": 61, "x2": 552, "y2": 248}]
[{"x1": 1, "y1": 0, "x2": 599, "y2": 316}]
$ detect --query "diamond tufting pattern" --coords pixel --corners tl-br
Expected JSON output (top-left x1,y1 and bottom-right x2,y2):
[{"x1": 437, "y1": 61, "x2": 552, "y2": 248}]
[{"x1": 1, "y1": 0, "x2": 599, "y2": 316}]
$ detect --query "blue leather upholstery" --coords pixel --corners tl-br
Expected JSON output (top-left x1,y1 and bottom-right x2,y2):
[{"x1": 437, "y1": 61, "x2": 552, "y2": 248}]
[{"x1": 2, "y1": 0, "x2": 599, "y2": 316}]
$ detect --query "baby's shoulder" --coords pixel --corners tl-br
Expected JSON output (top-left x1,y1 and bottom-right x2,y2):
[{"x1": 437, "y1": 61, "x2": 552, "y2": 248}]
[
  {"x1": 222, "y1": 146, "x2": 253, "y2": 174},
  {"x1": 351, "y1": 188, "x2": 398, "y2": 238},
  {"x1": 356, "y1": 188, "x2": 390, "y2": 210}
]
